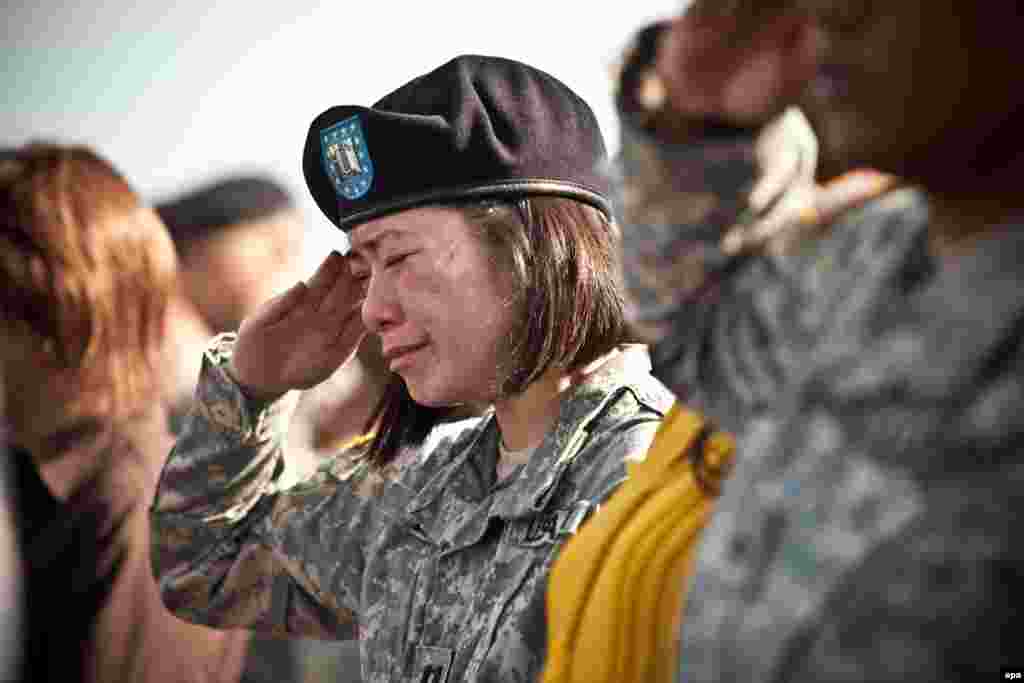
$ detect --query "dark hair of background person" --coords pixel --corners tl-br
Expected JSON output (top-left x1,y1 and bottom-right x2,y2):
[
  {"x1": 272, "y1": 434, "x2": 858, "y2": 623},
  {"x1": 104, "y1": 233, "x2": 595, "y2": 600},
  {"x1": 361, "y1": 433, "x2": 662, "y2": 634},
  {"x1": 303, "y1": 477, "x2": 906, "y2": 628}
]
[
  {"x1": 156, "y1": 175, "x2": 294, "y2": 247},
  {"x1": 364, "y1": 195, "x2": 628, "y2": 468}
]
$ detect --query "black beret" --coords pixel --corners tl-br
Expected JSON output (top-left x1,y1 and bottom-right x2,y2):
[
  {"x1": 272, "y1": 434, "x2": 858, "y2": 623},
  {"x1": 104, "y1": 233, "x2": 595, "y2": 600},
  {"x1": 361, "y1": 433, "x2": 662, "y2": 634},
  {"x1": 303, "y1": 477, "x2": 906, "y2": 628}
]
[{"x1": 303, "y1": 54, "x2": 612, "y2": 232}]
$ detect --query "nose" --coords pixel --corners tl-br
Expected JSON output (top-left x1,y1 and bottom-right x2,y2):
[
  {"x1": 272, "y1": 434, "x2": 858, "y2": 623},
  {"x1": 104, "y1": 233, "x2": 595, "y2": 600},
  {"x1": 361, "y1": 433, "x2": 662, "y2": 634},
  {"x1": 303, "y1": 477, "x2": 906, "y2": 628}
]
[{"x1": 360, "y1": 270, "x2": 401, "y2": 335}]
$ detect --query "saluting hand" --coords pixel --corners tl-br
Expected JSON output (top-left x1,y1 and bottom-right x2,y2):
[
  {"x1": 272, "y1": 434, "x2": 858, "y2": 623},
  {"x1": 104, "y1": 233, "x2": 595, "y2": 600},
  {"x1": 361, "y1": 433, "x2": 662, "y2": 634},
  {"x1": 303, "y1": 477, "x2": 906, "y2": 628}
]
[
  {"x1": 651, "y1": 0, "x2": 818, "y2": 134},
  {"x1": 228, "y1": 251, "x2": 367, "y2": 402}
]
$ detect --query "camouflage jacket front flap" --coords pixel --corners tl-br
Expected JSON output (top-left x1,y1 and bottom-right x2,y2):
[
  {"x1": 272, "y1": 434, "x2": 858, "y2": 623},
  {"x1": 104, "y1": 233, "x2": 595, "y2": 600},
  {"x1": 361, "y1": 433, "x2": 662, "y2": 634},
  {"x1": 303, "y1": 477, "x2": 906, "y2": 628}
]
[{"x1": 151, "y1": 340, "x2": 672, "y2": 683}]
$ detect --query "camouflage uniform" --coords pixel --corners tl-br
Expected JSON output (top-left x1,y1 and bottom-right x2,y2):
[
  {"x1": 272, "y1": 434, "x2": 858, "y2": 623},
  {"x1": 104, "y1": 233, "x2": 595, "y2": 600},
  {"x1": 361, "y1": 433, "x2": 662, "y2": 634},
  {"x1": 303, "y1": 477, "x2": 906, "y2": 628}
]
[
  {"x1": 151, "y1": 337, "x2": 672, "y2": 683},
  {"x1": 616, "y1": 72, "x2": 1024, "y2": 681}
]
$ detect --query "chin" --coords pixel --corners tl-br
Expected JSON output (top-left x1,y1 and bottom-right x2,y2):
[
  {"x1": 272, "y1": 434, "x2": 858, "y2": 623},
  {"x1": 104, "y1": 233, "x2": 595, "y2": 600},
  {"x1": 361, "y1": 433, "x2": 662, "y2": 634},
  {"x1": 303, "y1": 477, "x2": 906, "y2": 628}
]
[
  {"x1": 403, "y1": 378, "x2": 455, "y2": 408},
  {"x1": 404, "y1": 374, "x2": 492, "y2": 409},
  {"x1": 408, "y1": 393, "x2": 451, "y2": 408}
]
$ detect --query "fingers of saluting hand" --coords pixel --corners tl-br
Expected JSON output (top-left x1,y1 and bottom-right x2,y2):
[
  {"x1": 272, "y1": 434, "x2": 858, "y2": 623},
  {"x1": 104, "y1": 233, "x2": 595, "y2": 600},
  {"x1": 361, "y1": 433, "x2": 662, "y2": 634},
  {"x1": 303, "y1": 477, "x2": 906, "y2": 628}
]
[
  {"x1": 330, "y1": 314, "x2": 367, "y2": 356},
  {"x1": 246, "y1": 280, "x2": 309, "y2": 329},
  {"x1": 305, "y1": 250, "x2": 347, "y2": 307},
  {"x1": 317, "y1": 256, "x2": 365, "y2": 315}
]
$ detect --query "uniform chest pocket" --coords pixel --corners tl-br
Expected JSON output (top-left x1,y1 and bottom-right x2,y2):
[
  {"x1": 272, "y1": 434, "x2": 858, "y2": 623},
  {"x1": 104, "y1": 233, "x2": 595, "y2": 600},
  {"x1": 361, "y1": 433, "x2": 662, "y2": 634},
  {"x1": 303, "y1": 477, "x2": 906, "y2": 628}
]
[
  {"x1": 363, "y1": 525, "x2": 435, "y2": 678},
  {"x1": 412, "y1": 645, "x2": 454, "y2": 683},
  {"x1": 460, "y1": 500, "x2": 599, "y2": 680},
  {"x1": 505, "y1": 499, "x2": 597, "y2": 549}
]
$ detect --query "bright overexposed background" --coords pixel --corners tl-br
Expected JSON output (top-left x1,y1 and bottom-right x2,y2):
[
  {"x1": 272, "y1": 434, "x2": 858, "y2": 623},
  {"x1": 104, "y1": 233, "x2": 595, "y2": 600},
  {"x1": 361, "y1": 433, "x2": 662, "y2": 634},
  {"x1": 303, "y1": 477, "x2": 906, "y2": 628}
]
[{"x1": 3, "y1": 0, "x2": 682, "y2": 270}]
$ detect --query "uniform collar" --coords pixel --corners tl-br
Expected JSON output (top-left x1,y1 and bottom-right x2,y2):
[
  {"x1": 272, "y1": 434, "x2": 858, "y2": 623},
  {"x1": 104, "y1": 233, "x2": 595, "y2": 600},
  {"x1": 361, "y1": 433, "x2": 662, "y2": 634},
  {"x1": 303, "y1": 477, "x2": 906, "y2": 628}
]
[{"x1": 405, "y1": 345, "x2": 654, "y2": 523}]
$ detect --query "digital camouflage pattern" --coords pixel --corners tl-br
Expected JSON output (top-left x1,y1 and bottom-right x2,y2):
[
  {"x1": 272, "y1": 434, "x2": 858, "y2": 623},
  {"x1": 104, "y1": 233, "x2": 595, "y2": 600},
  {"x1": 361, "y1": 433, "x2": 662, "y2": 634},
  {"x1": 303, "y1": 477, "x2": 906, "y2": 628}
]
[
  {"x1": 616, "y1": 81, "x2": 1024, "y2": 680},
  {"x1": 151, "y1": 339, "x2": 672, "y2": 683}
]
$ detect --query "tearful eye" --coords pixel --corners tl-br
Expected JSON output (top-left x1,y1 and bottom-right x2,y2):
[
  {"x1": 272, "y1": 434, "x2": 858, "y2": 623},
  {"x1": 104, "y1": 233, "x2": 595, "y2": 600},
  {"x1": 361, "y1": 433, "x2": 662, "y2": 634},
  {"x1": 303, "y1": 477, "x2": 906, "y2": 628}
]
[{"x1": 384, "y1": 252, "x2": 413, "y2": 269}]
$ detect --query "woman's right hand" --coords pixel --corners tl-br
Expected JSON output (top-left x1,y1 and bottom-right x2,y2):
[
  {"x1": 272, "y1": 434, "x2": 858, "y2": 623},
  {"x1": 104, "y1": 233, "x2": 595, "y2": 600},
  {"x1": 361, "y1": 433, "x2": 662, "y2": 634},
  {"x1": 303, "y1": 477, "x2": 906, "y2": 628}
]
[{"x1": 228, "y1": 251, "x2": 367, "y2": 403}]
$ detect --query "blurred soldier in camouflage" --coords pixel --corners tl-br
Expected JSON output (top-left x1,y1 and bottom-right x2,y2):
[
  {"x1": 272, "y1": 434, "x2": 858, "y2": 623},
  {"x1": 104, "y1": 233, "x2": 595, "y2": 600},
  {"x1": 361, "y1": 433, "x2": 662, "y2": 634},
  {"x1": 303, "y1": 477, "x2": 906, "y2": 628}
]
[{"x1": 610, "y1": 0, "x2": 1024, "y2": 680}]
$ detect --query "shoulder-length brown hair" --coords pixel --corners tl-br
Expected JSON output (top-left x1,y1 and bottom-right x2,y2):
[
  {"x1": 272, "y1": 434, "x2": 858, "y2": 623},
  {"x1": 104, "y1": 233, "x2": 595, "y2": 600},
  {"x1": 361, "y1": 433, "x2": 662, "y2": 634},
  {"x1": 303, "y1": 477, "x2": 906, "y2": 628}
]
[
  {"x1": 363, "y1": 195, "x2": 627, "y2": 467},
  {"x1": 0, "y1": 143, "x2": 176, "y2": 418}
]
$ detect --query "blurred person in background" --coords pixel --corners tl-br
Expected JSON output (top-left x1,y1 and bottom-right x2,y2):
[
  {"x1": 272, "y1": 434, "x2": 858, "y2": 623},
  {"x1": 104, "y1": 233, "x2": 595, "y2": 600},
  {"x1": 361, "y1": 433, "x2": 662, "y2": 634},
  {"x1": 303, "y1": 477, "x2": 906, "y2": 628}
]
[
  {"x1": 156, "y1": 176, "x2": 306, "y2": 336},
  {"x1": 585, "y1": 0, "x2": 1024, "y2": 680},
  {"x1": 542, "y1": 10, "x2": 897, "y2": 683},
  {"x1": 0, "y1": 142, "x2": 251, "y2": 683},
  {"x1": 156, "y1": 176, "x2": 309, "y2": 440},
  {"x1": 160, "y1": 286, "x2": 217, "y2": 435}
]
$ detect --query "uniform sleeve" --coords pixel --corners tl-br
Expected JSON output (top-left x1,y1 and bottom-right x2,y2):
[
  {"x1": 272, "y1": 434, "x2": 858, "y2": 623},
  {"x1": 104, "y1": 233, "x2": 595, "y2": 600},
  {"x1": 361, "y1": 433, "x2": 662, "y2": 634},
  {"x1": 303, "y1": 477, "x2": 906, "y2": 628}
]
[
  {"x1": 150, "y1": 334, "x2": 378, "y2": 640},
  {"x1": 573, "y1": 388, "x2": 674, "y2": 507},
  {"x1": 616, "y1": 101, "x2": 828, "y2": 436},
  {"x1": 778, "y1": 475, "x2": 1023, "y2": 682}
]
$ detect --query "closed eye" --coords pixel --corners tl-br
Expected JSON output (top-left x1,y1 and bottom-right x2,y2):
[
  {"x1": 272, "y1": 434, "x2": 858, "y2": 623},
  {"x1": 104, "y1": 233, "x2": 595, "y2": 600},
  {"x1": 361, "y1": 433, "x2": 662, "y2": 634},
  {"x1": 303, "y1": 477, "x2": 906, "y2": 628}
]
[{"x1": 384, "y1": 252, "x2": 414, "y2": 269}]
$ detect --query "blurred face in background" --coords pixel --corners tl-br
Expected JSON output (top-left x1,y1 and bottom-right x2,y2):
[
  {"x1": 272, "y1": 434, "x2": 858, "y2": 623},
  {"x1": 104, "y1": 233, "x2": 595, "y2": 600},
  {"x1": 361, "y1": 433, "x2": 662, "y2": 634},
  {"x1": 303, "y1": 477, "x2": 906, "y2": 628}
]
[
  {"x1": 1, "y1": 144, "x2": 176, "y2": 497},
  {"x1": 799, "y1": 0, "x2": 1024, "y2": 184},
  {"x1": 179, "y1": 209, "x2": 307, "y2": 333},
  {"x1": 1, "y1": 334, "x2": 116, "y2": 497}
]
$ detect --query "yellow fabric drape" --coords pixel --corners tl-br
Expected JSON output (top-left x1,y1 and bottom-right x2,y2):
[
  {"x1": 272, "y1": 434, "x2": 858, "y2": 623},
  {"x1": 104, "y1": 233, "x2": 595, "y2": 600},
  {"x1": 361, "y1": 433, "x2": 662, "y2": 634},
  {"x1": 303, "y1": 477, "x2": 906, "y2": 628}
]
[{"x1": 543, "y1": 403, "x2": 735, "y2": 683}]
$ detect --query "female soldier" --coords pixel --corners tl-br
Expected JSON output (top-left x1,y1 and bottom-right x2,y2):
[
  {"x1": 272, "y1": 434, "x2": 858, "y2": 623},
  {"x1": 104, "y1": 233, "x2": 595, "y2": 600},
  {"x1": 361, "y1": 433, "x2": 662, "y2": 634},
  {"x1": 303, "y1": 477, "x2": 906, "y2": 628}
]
[{"x1": 151, "y1": 55, "x2": 672, "y2": 683}]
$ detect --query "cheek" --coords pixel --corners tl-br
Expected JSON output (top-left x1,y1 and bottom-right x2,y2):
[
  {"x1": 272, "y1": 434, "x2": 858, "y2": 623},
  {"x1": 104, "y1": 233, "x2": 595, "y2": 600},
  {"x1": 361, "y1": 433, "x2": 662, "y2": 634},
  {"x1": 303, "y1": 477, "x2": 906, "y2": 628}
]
[
  {"x1": 4, "y1": 375, "x2": 90, "y2": 451},
  {"x1": 187, "y1": 254, "x2": 240, "y2": 302},
  {"x1": 3, "y1": 369, "x2": 50, "y2": 439},
  {"x1": 203, "y1": 239, "x2": 288, "y2": 290},
  {"x1": 448, "y1": 291, "x2": 518, "y2": 384},
  {"x1": 411, "y1": 272, "x2": 512, "y2": 361},
  {"x1": 4, "y1": 409, "x2": 42, "y2": 454}
]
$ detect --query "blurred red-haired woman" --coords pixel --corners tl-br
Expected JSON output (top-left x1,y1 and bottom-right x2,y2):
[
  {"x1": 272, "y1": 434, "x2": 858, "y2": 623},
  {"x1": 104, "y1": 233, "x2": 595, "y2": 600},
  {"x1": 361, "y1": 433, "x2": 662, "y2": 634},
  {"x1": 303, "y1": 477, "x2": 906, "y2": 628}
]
[{"x1": 0, "y1": 143, "x2": 250, "y2": 683}]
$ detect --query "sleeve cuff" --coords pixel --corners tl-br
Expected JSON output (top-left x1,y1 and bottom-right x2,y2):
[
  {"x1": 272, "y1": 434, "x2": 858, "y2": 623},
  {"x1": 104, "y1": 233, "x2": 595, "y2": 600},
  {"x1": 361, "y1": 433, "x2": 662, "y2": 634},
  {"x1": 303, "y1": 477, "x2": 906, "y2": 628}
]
[{"x1": 199, "y1": 332, "x2": 293, "y2": 444}]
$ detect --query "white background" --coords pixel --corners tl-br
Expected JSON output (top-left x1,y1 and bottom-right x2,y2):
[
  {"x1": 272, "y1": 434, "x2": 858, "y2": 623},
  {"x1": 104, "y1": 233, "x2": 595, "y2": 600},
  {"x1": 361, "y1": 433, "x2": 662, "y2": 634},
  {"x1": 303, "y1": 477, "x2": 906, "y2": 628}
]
[{"x1": 2, "y1": 0, "x2": 682, "y2": 269}]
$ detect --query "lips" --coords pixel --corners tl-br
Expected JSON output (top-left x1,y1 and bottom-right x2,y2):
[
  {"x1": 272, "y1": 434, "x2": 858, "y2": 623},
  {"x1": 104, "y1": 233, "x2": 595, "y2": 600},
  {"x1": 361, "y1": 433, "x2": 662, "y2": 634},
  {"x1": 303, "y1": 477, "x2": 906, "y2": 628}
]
[{"x1": 382, "y1": 341, "x2": 429, "y2": 369}]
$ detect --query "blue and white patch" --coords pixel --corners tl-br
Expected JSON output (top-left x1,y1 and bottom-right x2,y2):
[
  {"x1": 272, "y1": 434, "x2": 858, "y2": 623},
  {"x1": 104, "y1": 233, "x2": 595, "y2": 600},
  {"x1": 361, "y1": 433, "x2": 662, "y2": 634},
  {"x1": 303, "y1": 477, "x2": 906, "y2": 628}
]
[{"x1": 320, "y1": 115, "x2": 374, "y2": 200}]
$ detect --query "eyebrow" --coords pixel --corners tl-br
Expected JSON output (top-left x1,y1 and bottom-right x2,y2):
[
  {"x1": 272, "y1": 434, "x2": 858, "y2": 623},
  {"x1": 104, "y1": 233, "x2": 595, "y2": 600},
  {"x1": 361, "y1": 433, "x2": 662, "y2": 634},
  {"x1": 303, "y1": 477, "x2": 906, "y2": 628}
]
[{"x1": 349, "y1": 228, "x2": 407, "y2": 257}]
